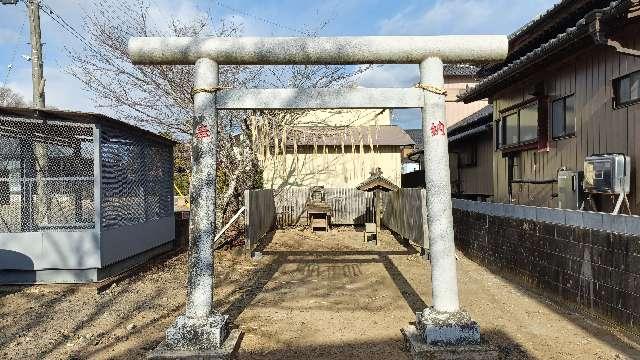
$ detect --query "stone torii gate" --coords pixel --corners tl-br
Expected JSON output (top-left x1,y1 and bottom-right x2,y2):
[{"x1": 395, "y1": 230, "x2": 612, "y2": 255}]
[{"x1": 128, "y1": 35, "x2": 507, "y2": 357}]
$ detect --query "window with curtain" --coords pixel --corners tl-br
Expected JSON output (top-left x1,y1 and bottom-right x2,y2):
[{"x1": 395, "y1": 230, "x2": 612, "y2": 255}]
[
  {"x1": 552, "y1": 95, "x2": 576, "y2": 139},
  {"x1": 614, "y1": 70, "x2": 640, "y2": 107},
  {"x1": 505, "y1": 112, "x2": 519, "y2": 146},
  {"x1": 498, "y1": 100, "x2": 539, "y2": 149}
]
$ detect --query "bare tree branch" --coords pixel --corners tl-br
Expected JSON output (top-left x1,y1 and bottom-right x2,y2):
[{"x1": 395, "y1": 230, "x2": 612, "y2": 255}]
[
  {"x1": 0, "y1": 87, "x2": 26, "y2": 107},
  {"x1": 67, "y1": 0, "x2": 371, "y2": 233}
]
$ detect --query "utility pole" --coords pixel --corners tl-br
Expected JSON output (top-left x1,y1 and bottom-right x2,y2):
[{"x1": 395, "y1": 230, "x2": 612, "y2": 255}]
[
  {"x1": 1, "y1": 0, "x2": 45, "y2": 105},
  {"x1": 26, "y1": 0, "x2": 48, "y2": 226},
  {"x1": 1, "y1": 0, "x2": 48, "y2": 228},
  {"x1": 26, "y1": 0, "x2": 45, "y2": 107}
]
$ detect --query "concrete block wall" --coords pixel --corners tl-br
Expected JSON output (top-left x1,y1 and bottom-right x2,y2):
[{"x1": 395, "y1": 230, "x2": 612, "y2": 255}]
[{"x1": 452, "y1": 199, "x2": 640, "y2": 334}]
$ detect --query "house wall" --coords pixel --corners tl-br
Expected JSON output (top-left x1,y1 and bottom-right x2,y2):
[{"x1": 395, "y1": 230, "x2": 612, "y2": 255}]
[
  {"x1": 491, "y1": 25, "x2": 640, "y2": 212},
  {"x1": 449, "y1": 130, "x2": 494, "y2": 197},
  {"x1": 262, "y1": 145, "x2": 402, "y2": 190},
  {"x1": 289, "y1": 109, "x2": 391, "y2": 127},
  {"x1": 445, "y1": 77, "x2": 488, "y2": 127}
]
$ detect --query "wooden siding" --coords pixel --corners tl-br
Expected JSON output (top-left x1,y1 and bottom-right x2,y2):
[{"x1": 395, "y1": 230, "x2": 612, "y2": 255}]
[
  {"x1": 492, "y1": 24, "x2": 640, "y2": 212},
  {"x1": 449, "y1": 131, "x2": 494, "y2": 197}
]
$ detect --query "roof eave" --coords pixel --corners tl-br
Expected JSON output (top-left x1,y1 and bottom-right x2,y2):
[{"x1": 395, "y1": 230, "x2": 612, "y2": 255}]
[
  {"x1": 460, "y1": 33, "x2": 594, "y2": 103},
  {"x1": 447, "y1": 105, "x2": 493, "y2": 134},
  {"x1": 459, "y1": 0, "x2": 634, "y2": 103},
  {"x1": 0, "y1": 106, "x2": 178, "y2": 145}
]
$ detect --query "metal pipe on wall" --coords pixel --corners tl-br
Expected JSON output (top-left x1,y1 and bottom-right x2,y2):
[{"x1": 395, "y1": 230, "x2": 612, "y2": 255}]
[
  {"x1": 128, "y1": 36, "x2": 508, "y2": 65},
  {"x1": 420, "y1": 57, "x2": 460, "y2": 313}
]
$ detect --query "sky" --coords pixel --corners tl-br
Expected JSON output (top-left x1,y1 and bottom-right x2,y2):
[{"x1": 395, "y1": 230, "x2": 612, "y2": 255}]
[{"x1": 0, "y1": 0, "x2": 559, "y2": 129}]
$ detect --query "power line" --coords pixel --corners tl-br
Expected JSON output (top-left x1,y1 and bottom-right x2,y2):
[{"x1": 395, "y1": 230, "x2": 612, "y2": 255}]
[
  {"x1": 38, "y1": 0, "x2": 102, "y2": 56},
  {"x1": 215, "y1": 1, "x2": 311, "y2": 36},
  {"x1": 39, "y1": 2, "x2": 85, "y2": 41},
  {"x1": 2, "y1": 16, "x2": 26, "y2": 87}
]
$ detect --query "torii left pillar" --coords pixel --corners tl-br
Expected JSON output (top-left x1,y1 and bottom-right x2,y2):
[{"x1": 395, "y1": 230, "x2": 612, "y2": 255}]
[{"x1": 149, "y1": 58, "x2": 241, "y2": 358}]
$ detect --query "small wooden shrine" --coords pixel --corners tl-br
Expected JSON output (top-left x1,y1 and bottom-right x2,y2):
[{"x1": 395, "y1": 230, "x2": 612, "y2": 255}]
[{"x1": 357, "y1": 168, "x2": 398, "y2": 244}]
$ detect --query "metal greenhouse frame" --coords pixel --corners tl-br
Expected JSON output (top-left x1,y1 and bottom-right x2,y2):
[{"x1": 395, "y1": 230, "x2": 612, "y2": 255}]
[{"x1": 0, "y1": 107, "x2": 176, "y2": 283}]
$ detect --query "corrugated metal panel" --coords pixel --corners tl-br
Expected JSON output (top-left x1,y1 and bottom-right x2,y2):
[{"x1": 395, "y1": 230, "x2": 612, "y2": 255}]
[{"x1": 274, "y1": 187, "x2": 374, "y2": 226}]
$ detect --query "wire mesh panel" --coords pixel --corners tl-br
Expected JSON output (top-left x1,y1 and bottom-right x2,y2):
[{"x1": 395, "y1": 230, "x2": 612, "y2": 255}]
[
  {"x1": 0, "y1": 117, "x2": 95, "y2": 233},
  {"x1": 100, "y1": 125, "x2": 173, "y2": 230}
]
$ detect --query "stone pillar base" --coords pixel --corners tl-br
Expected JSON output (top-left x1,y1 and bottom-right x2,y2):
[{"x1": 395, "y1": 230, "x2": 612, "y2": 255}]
[
  {"x1": 148, "y1": 314, "x2": 242, "y2": 359},
  {"x1": 416, "y1": 307, "x2": 480, "y2": 346},
  {"x1": 402, "y1": 325, "x2": 498, "y2": 360}
]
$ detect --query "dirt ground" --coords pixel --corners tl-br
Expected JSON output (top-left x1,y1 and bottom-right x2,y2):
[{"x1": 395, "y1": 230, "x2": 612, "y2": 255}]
[{"x1": 1, "y1": 229, "x2": 640, "y2": 359}]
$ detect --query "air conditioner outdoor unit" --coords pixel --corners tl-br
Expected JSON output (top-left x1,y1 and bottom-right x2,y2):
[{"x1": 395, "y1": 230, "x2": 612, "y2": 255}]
[{"x1": 583, "y1": 154, "x2": 630, "y2": 194}]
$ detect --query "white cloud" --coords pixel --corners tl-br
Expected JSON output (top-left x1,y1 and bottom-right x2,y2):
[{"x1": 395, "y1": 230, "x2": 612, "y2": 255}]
[
  {"x1": 355, "y1": 65, "x2": 422, "y2": 128},
  {"x1": 3, "y1": 0, "x2": 207, "y2": 115},
  {"x1": 7, "y1": 65, "x2": 97, "y2": 112},
  {"x1": 374, "y1": 0, "x2": 560, "y2": 129},
  {"x1": 378, "y1": 0, "x2": 559, "y2": 35},
  {"x1": 146, "y1": 0, "x2": 207, "y2": 33},
  {"x1": 358, "y1": 65, "x2": 418, "y2": 88},
  {"x1": 0, "y1": 28, "x2": 20, "y2": 45}
]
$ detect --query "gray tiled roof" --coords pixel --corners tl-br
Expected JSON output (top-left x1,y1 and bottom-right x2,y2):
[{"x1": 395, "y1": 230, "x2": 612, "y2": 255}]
[
  {"x1": 509, "y1": 0, "x2": 568, "y2": 40},
  {"x1": 448, "y1": 105, "x2": 493, "y2": 136},
  {"x1": 404, "y1": 129, "x2": 423, "y2": 148},
  {"x1": 287, "y1": 125, "x2": 415, "y2": 146},
  {"x1": 443, "y1": 64, "x2": 480, "y2": 77},
  {"x1": 460, "y1": 0, "x2": 632, "y2": 103}
]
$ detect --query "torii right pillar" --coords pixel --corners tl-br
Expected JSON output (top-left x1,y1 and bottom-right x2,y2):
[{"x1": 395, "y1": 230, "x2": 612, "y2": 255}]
[{"x1": 402, "y1": 57, "x2": 496, "y2": 358}]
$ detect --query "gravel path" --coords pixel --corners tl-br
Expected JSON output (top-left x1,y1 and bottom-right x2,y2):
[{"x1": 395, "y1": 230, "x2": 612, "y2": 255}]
[{"x1": 1, "y1": 229, "x2": 638, "y2": 359}]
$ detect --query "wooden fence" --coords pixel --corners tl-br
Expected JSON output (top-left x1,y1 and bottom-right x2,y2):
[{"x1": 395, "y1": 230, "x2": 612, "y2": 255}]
[
  {"x1": 253, "y1": 187, "x2": 428, "y2": 248},
  {"x1": 244, "y1": 189, "x2": 276, "y2": 251},
  {"x1": 382, "y1": 188, "x2": 428, "y2": 248},
  {"x1": 274, "y1": 188, "x2": 374, "y2": 227}
]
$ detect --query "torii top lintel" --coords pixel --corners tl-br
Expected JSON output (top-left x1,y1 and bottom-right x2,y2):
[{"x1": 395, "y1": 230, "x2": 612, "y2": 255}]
[{"x1": 128, "y1": 36, "x2": 508, "y2": 66}]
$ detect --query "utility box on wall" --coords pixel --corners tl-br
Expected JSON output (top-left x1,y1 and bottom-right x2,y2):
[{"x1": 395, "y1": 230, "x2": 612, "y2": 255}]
[
  {"x1": 584, "y1": 154, "x2": 631, "y2": 194},
  {"x1": 558, "y1": 170, "x2": 584, "y2": 210}
]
